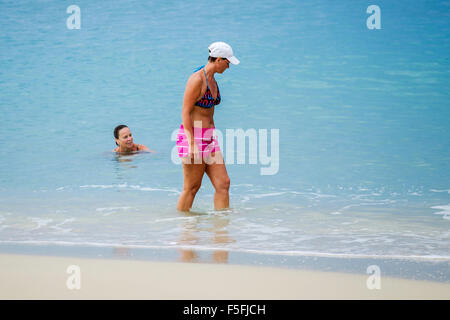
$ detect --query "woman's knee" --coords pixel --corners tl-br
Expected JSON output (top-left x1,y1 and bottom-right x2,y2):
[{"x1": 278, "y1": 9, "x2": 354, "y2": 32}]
[
  {"x1": 216, "y1": 176, "x2": 230, "y2": 193},
  {"x1": 184, "y1": 182, "x2": 202, "y2": 195}
]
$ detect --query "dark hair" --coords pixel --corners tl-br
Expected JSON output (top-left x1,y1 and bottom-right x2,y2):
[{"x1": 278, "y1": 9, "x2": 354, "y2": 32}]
[
  {"x1": 208, "y1": 49, "x2": 218, "y2": 62},
  {"x1": 114, "y1": 124, "x2": 128, "y2": 145}
]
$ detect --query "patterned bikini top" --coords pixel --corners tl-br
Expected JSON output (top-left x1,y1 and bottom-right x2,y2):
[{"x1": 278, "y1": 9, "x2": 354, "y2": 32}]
[{"x1": 194, "y1": 66, "x2": 221, "y2": 109}]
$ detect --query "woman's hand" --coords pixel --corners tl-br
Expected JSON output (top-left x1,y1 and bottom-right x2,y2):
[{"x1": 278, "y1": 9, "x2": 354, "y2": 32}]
[{"x1": 188, "y1": 141, "x2": 201, "y2": 164}]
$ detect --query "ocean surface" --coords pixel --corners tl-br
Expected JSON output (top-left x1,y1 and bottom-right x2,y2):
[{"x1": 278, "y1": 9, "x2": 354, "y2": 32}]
[{"x1": 0, "y1": 0, "x2": 449, "y2": 281}]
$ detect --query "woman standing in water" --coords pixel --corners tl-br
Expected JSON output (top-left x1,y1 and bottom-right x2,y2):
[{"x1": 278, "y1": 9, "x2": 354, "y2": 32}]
[{"x1": 176, "y1": 42, "x2": 240, "y2": 211}]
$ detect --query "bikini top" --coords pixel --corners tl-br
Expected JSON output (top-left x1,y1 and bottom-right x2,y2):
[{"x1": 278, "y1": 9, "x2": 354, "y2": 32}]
[{"x1": 194, "y1": 66, "x2": 221, "y2": 109}]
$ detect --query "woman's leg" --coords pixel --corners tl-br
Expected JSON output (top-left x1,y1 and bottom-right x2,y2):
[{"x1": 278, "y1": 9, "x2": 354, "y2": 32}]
[
  {"x1": 177, "y1": 161, "x2": 206, "y2": 211},
  {"x1": 205, "y1": 152, "x2": 230, "y2": 210}
]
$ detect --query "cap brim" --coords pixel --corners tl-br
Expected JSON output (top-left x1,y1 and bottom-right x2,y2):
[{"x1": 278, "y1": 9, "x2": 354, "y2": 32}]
[{"x1": 228, "y1": 56, "x2": 240, "y2": 65}]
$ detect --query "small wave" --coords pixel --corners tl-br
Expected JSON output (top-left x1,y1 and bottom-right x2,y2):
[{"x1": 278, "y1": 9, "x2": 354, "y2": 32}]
[
  {"x1": 49, "y1": 218, "x2": 76, "y2": 234},
  {"x1": 290, "y1": 191, "x2": 337, "y2": 199},
  {"x1": 96, "y1": 207, "x2": 133, "y2": 211},
  {"x1": 329, "y1": 200, "x2": 397, "y2": 215},
  {"x1": 150, "y1": 216, "x2": 195, "y2": 223},
  {"x1": 430, "y1": 189, "x2": 450, "y2": 194},
  {"x1": 29, "y1": 218, "x2": 53, "y2": 230},
  {"x1": 96, "y1": 207, "x2": 134, "y2": 216},
  {"x1": 1, "y1": 240, "x2": 449, "y2": 262},
  {"x1": 252, "y1": 192, "x2": 286, "y2": 198},
  {"x1": 80, "y1": 183, "x2": 180, "y2": 194},
  {"x1": 431, "y1": 204, "x2": 450, "y2": 220},
  {"x1": 129, "y1": 185, "x2": 180, "y2": 194},
  {"x1": 80, "y1": 184, "x2": 128, "y2": 189}
]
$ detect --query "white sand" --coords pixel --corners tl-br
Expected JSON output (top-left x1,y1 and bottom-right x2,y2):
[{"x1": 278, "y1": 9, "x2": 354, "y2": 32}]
[{"x1": 0, "y1": 253, "x2": 449, "y2": 299}]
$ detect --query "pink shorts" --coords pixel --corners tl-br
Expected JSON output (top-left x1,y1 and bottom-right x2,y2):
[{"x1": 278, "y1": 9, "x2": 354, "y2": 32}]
[{"x1": 176, "y1": 124, "x2": 221, "y2": 158}]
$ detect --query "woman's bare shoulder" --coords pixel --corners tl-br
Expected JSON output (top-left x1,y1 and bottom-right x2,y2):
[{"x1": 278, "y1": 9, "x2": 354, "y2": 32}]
[
  {"x1": 184, "y1": 72, "x2": 203, "y2": 100},
  {"x1": 187, "y1": 71, "x2": 202, "y2": 86}
]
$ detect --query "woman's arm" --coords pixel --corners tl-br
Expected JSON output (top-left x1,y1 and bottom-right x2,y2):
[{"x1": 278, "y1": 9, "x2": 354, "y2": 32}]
[
  {"x1": 181, "y1": 74, "x2": 202, "y2": 149},
  {"x1": 138, "y1": 144, "x2": 153, "y2": 153}
]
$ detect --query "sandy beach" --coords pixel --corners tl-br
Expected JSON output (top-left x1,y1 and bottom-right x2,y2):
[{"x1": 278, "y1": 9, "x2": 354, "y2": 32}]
[{"x1": 0, "y1": 253, "x2": 449, "y2": 299}]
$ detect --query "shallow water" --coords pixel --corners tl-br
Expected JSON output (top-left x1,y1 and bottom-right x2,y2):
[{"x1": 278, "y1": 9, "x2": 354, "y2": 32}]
[{"x1": 0, "y1": 0, "x2": 449, "y2": 279}]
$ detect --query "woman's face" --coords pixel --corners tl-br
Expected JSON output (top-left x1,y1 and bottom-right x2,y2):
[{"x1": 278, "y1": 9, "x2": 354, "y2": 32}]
[
  {"x1": 116, "y1": 127, "x2": 134, "y2": 149},
  {"x1": 217, "y1": 57, "x2": 230, "y2": 73}
]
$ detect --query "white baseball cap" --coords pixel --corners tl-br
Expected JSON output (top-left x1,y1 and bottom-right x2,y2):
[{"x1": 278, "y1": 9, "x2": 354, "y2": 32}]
[{"x1": 208, "y1": 41, "x2": 240, "y2": 65}]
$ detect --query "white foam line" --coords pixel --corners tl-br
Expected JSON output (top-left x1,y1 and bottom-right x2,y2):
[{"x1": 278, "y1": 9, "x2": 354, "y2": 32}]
[
  {"x1": 1, "y1": 240, "x2": 449, "y2": 262},
  {"x1": 29, "y1": 218, "x2": 53, "y2": 231},
  {"x1": 80, "y1": 184, "x2": 128, "y2": 189},
  {"x1": 96, "y1": 207, "x2": 133, "y2": 212},
  {"x1": 252, "y1": 192, "x2": 286, "y2": 198},
  {"x1": 330, "y1": 200, "x2": 397, "y2": 215},
  {"x1": 49, "y1": 219, "x2": 75, "y2": 234},
  {"x1": 229, "y1": 248, "x2": 450, "y2": 262},
  {"x1": 430, "y1": 189, "x2": 450, "y2": 194},
  {"x1": 80, "y1": 184, "x2": 180, "y2": 194},
  {"x1": 289, "y1": 191, "x2": 337, "y2": 199},
  {"x1": 129, "y1": 185, "x2": 180, "y2": 194},
  {"x1": 431, "y1": 205, "x2": 450, "y2": 211},
  {"x1": 149, "y1": 217, "x2": 196, "y2": 223},
  {"x1": 431, "y1": 204, "x2": 450, "y2": 220}
]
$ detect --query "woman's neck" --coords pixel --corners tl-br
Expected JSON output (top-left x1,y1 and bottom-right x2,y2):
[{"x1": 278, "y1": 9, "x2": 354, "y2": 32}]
[
  {"x1": 204, "y1": 62, "x2": 216, "y2": 78},
  {"x1": 118, "y1": 144, "x2": 135, "y2": 153}
]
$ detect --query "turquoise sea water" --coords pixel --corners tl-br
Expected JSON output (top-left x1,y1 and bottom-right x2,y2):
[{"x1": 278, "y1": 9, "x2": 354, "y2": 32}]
[{"x1": 0, "y1": 1, "x2": 449, "y2": 280}]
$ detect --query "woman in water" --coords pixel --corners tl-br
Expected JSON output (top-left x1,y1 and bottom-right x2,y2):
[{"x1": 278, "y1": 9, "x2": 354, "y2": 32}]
[
  {"x1": 176, "y1": 42, "x2": 240, "y2": 211},
  {"x1": 113, "y1": 124, "x2": 151, "y2": 153}
]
